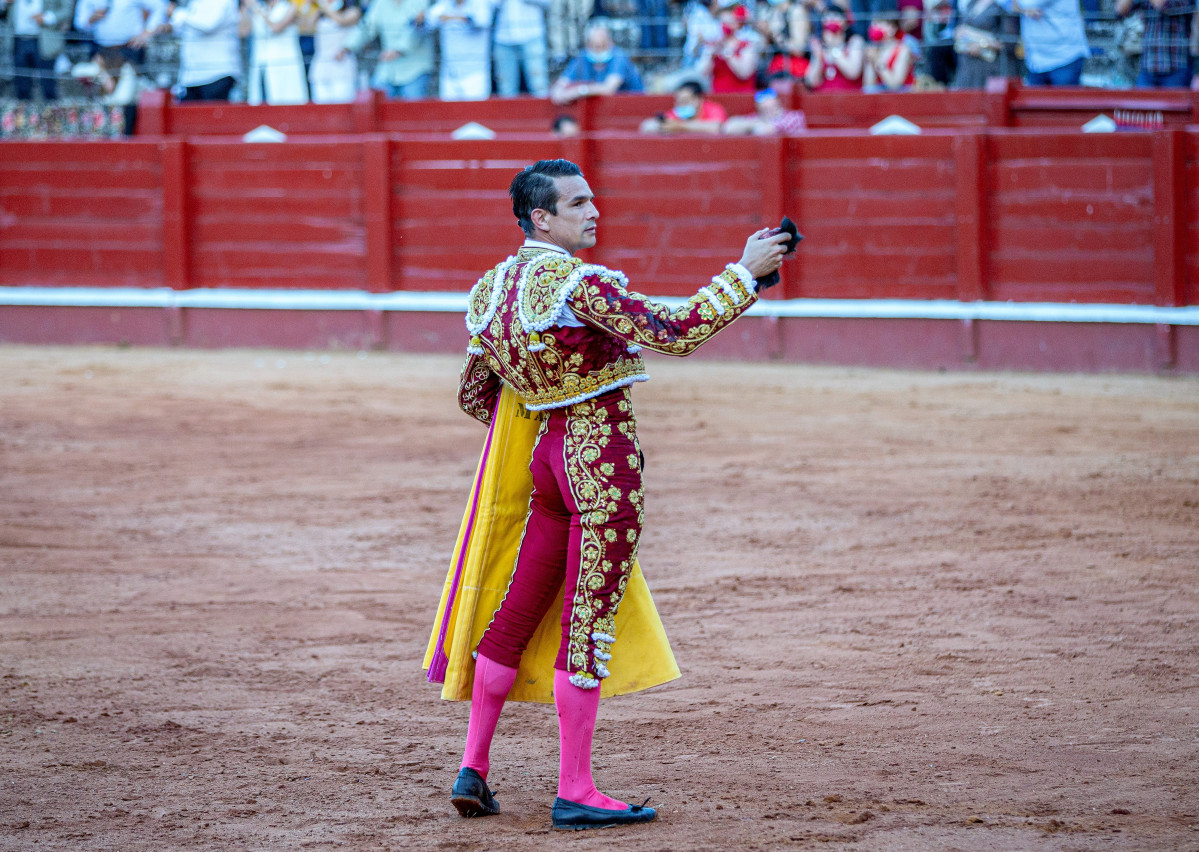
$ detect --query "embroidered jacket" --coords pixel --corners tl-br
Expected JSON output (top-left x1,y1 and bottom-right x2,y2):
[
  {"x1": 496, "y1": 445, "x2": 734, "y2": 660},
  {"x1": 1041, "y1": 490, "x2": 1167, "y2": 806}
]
[{"x1": 457, "y1": 245, "x2": 758, "y2": 422}]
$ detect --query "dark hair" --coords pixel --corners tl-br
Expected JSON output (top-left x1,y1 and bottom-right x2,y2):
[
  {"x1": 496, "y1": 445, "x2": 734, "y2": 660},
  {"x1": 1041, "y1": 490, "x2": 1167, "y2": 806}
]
[
  {"x1": 509, "y1": 159, "x2": 583, "y2": 237},
  {"x1": 551, "y1": 114, "x2": 579, "y2": 133},
  {"x1": 676, "y1": 80, "x2": 705, "y2": 99}
]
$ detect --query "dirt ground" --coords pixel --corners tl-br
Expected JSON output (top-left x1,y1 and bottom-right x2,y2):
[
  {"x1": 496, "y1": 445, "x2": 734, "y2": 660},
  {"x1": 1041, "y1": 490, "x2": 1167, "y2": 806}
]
[{"x1": 2, "y1": 345, "x2": 1197, "y2": 851}]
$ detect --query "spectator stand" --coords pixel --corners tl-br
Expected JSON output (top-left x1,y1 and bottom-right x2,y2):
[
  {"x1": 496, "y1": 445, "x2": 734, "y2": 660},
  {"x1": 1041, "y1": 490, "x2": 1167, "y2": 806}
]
[{"x1": 0, "y1": 0, "x2": 1192, "y2": 101}]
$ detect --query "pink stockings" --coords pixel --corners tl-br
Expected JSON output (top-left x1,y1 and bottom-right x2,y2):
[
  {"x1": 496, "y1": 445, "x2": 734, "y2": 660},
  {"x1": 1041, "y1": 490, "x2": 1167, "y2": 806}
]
[
  {"x1": 460, "y1": 654, "x2": 627, "y2": 809},
  {"x1": 553, "y1": 669, "x2": 626, "y2": 809},
  {"x1": 461, "y1": 654, "x2": 517, "y2": 781}
]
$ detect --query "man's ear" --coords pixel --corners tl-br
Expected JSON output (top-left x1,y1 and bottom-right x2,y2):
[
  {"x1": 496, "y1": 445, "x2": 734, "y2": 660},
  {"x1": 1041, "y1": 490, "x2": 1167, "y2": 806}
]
[{"x1": 529, "y1": 207, "x2": 550, "y2": 233}]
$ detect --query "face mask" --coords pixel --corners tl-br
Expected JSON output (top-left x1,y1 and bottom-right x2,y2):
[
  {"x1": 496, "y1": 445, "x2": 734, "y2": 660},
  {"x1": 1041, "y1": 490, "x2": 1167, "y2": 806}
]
[
  {"x1": 823, "y1": 19, "x2": 843, "y2": 35},
  {"x1": 585, "y1": 49, "x2": 613, "y2": 64},
  {"x1": 722, "y1": 21, "x2": 736, "y2": 36},
  {"x1": 867, "y1": 24, "x2": 887, "y2": 41},
  {"x1": 673, "y1": 103, "x2": 698, "y2": 120}
]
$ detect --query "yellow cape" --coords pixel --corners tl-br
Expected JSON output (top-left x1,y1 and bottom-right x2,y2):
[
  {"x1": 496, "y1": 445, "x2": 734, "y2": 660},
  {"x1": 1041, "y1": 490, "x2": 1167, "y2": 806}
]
[{"x1": 423, "y1": 385, "x2": 680, "y2": 703}]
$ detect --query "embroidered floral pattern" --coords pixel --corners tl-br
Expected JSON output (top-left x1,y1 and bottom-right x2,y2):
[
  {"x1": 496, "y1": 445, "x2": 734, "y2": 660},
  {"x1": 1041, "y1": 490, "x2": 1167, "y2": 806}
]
[
  {"x1": 561, "y1": 391, "x2": 644, "y2": 683},
  {"x1": 466, "y1": 257, "x2": 518, "y2": 338},
  {"x1": 458, "y1": 248, "x2": 757, "y2": 420},
  {"x1": 459, "y1": 248, "x2": 757, "y2": 686},
  {"x1": 457, "y1": 354, "x2": 500, "y2": 424},
  {"x1": 518, "y1": 255, "x2": 582, "y2": 332},
  {"x1": 568, "y1": 265, "x2": 756, "y2": 357}
]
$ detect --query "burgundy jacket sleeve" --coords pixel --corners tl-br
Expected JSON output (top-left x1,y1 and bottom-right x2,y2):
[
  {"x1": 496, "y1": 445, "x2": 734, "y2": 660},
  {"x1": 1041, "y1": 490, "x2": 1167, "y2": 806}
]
[
  {"x1": 567, "y1": 262, "x2": 758, "y2": 356},
  {"x1": 457, "y1": 353, "x2": 501, "y2": 424}
]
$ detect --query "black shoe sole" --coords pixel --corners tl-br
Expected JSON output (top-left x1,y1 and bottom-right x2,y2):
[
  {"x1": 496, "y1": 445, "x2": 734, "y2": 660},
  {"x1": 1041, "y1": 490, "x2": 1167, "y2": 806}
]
[{"x1": 451, "y1": 794, "x2": 499, "y2": 818}]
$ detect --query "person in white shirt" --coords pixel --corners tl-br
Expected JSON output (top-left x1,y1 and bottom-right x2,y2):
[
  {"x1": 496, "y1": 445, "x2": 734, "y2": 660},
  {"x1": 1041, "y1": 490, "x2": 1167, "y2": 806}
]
[
  {"x1": 73, "y1": 0, "x2": 168, "y2": 66},
  {"x1": 306, "y1": 0, "x2": 361, "y2": 102},
  {"x1": 427, "y1": 0, "x2": 492, "y2": 100},
  {"x1": 165, "y1": 0, "x2": 241, "y2": 100},
  {"x1": 241, "y1": 0, "x2": 309, "y2": 104},
  {"x1": 337, "y1": 0, "x2": 433, "y2": 99},
  {"x1": 2, "y1": 0, "x2": 72, "y2": 99},
  {"x1": 493, "y1": 0, "x2": 549, "y2": 97}
]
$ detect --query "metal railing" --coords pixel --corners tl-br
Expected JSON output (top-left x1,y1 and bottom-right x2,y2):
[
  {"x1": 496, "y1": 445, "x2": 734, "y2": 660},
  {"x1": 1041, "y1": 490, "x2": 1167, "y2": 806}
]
[{"x1": 0, "y1": 3, "x2": 1182, "y2": 100}]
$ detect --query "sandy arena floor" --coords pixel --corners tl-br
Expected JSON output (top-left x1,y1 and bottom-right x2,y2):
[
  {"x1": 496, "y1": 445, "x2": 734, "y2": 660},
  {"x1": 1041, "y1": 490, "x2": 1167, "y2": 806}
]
[{"x1": 1, "y1": 345, "x2": 1197, "y2": 851}]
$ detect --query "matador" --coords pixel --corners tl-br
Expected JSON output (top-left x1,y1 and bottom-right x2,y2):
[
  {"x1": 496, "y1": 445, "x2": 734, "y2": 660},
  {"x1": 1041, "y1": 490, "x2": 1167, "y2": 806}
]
[{"x1": 426, "y1": 159, "x2": 788, "y2": 830}]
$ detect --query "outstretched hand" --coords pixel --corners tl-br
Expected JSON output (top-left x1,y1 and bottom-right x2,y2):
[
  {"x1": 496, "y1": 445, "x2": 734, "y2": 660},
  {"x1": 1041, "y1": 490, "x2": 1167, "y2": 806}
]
[{"x1": 737, "y1": 228, "x2": 790, "y2": 280}]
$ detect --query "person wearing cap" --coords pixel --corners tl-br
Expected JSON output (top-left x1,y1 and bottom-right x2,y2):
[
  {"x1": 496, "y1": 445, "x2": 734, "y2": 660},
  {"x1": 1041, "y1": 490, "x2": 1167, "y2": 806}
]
[
  {"x1": 804, "y1": 6, "x2": 865, "y2": 90},
  {"x1": 639, "y1": 79, "x2": 729, "y2": 133},
  {"x1": 722, "y1": 86, "x2": 808, "y2": 133},
  {"x1": 699, "y1": 1, "x2": 763, "y2": 92}
]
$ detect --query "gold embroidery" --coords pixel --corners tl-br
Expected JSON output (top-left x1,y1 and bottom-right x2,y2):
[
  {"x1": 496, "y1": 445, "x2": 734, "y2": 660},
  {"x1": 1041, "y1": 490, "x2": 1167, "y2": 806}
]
[
  {"x1": 521, "y1": 357, "x2": 648, "y2": 411},
  {"x1": 569, "y1": 267, "x2": 754, "y2": 357},
  {"x1": 520, "y1": 255, "x2": 580, "y2": 329},
  {"x1": 457, "y1": 354, "x2": 499, "y2": 424},
  {"x1": 465, "y1": 269, "x2": 497, "y2": 329},
  {"x1": 461, "y1": 250, "x2": 755, "y2": 420},
  {"x1": 561, "y1": 392, "x2": 642, "y2": 680}
]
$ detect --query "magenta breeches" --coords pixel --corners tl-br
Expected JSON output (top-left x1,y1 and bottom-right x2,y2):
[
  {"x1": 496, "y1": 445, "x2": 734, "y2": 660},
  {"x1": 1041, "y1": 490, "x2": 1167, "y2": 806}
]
[{"x1": 476, "y1": 389, "x2": 644, "y2": 686}]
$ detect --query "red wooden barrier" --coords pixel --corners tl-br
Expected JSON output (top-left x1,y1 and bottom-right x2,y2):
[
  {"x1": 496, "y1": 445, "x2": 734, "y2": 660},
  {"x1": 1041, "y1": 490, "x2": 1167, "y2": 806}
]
[
  {"x1": 3, "y1": 126, "x2": 1197, "y2": 371},
  {"x1": 789, "y1": 134, "x2": 959, "y2": 301},
  {"x1": 134, "y1": 83, "x2": 1199, "y2": 138},
  {"x1": 1186, "y1": 134, "x2": 1199, "y2": 299},
  {"x1": 0, "y1": 141, "x2": 165, "y2": 287},
  {"x1": 188, "y1": 138, "x2": 368, "y2": 290},
  {"x1": 987, "y1": 132, "x2": 1156, "y2": 304},
  {"x1": 3, "y1": 129, "x2": 1196, "y2": 306}
]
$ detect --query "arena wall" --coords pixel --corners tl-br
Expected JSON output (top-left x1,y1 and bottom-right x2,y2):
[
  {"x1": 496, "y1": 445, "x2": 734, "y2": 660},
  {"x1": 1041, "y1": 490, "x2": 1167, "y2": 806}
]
[
  {"x1": 1, "y1": 92, "x2": 1197, "y2": 372},
  {"x1": 130, "y1": 81, "x2": 1199, "y2": 137}
]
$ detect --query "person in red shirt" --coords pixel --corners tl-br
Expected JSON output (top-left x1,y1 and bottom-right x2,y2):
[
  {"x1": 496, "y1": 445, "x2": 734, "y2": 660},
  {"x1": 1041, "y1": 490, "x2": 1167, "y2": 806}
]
[
  {"x1": 759, "y1": 0, "x2": 812, "y2": 83},
  {"x1": 803, "y1": 7, "x2": 865, "y2": 91},
  {"x1": 863, "y1": 16, "x2": 915, "y2": 91},
  {"x1": 700, "y1": 3, "x2": 761, "y2": 93},
  {"x1": 639, "y1": 80, "x2": 729, "y2": 134}
]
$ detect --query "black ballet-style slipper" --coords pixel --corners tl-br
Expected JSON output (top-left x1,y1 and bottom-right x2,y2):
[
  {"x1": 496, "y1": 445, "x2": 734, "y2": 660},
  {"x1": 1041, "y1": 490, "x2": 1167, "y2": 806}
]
[
  {"x1": 450, "y1": 767, "x2": 500, "y2": 818},
  {"x1": 550, "y1": 797, "x2": 656, "y2": 830}
]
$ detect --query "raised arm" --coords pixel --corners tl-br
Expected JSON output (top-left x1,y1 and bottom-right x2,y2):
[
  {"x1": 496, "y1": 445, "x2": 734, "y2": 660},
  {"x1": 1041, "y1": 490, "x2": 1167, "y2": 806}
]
[
  {"x1": 568, "y1": 229, "x2": 788, "y2": 356},
  {"x1": 342, "y1": 2, "x2": 379, "y2": 52}
]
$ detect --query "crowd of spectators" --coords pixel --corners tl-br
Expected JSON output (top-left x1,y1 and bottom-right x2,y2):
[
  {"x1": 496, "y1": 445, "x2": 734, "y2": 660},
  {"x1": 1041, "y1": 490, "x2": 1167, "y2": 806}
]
[{"x1": 2, "y1": 0, "x2": 1197, "y2": 109}]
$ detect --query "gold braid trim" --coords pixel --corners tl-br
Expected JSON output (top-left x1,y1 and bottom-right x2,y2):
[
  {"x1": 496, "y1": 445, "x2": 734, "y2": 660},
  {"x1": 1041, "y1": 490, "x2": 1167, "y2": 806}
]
[
  {"x1": 522, "y1": 358, "x2": 649, "y2": 411},
  {"x1": 570, "y1": 266, "x2": 757, "y2": 357},
  {"x1": 457, "y1": 354, "x2": 499, "y2": 424},
  {"x1": 562, "y1": 395, "x2": 640, "y2": 682}
]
